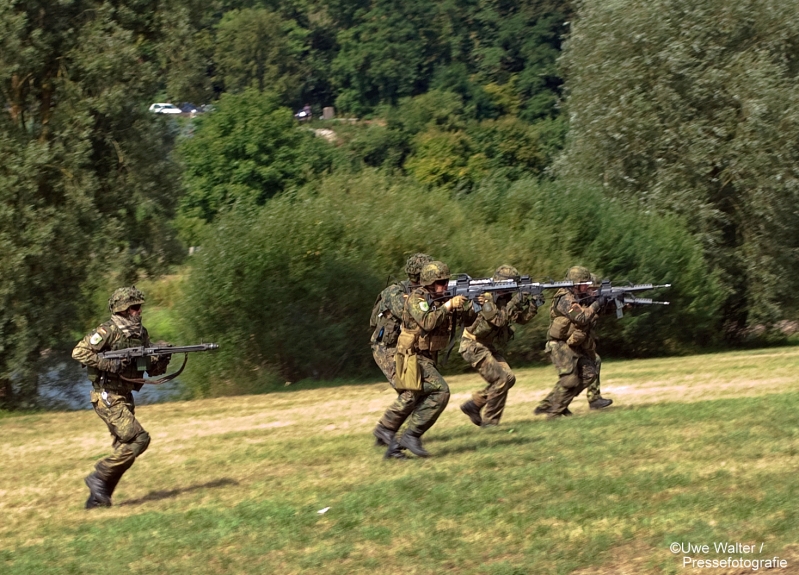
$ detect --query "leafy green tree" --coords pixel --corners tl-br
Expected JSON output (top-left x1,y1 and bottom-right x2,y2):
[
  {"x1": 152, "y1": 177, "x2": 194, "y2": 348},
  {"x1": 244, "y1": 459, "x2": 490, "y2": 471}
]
[
  {"x1": 177, "y1": 88, "x2": 340, "y2": 237},
  {"x1": 559, "y1": 0, "x2": 799, "y2": 334},
  {"x1": 214, "y1": 8, "x2": 307, "y2": 100},
  {"x1": 0, "y1": 0, "x2": 184, "y2": 407}
]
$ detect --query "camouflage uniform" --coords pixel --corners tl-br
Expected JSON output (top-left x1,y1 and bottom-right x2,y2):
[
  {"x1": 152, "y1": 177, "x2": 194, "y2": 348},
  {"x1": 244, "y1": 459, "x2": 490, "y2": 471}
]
[
  {"x1": 370, "y1": 254, "x2": 432, "y2": 445},
  {"x1": 459, "y1": 266, "x2": 538, "y2": 426},
  {"x1": 72, "y1": 287, "x2": 169, "y2": 507},
  {"x1": 370, "y1": 279, "x2": 417, "y2": 432},
  {"x1": 397, "y1": 286, "x2": 454, "y2": 438},
  {"x1": 535, "y1": 267, "x2": 609, "y2": 416},
  {"x1": 386, "y1": 260, "x2": 463, "y2": 457}
]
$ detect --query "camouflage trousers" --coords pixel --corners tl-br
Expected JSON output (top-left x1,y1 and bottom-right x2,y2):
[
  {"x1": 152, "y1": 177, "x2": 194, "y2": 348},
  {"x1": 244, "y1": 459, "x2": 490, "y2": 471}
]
[
  {"x1": 380, "y1": 354, "x2": 450, "y2": 436},
  {"x1": 459, "y1": 338, "x2": 516, "y2": 425},
  {"x1": 536, "y1": 341, "x2": 602, "y2": 415},
  {"x1": 90, "y1": 389, "x2": 151, "y2": 483},
  {"x1": 373, "y1": 343, "x2": 418, "y2": 432}
]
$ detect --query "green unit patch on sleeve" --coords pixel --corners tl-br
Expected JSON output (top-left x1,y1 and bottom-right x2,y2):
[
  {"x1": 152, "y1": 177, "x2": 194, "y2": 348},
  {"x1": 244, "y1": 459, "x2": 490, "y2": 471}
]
[
  {"x1": 419, "y1": 301, "x2": 430, "y2": 312},
  {"x1": 89, "y1": 332, "x2": 103, "y2": 345}
]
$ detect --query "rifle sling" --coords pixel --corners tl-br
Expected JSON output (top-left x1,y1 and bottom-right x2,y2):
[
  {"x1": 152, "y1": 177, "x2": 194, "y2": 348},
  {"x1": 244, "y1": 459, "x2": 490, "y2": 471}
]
[
  {"x1": 440, "y1": 314, "x2": 462, "y2": 367},
  {"x1": 119, "y1": 353, "x2": 189, "y2": 385}
]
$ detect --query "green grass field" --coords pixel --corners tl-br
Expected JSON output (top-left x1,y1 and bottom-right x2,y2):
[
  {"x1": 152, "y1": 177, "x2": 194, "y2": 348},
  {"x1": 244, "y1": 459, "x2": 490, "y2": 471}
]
[{"x1": 2, "y1": 347, "x2": 799, "y2": 574}]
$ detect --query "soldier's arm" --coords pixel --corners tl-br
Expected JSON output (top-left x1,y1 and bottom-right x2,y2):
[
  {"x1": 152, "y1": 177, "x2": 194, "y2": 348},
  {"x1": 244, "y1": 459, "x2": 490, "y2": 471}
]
[
  {"x1": 407, "y1": 293, "x2": 449, "y2": 331},
  {"x1": 72, "y1": 325, "x2": 115, "y2": 369},
  {"x1": 385, "y1": 285, "x2": 407, "y2": 319},
  {"x1": 511, "y1": 297, "x2": 538, "y2": 325},
  {"x1": 557, "y1": 293, "x2": 600, "y2": 328}
]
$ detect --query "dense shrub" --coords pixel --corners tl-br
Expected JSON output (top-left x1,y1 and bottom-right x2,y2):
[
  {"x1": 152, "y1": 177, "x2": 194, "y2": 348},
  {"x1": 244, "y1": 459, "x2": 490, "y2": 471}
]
[{"x1": 179, "y1": 171, "x2": 723, "y2": 397}]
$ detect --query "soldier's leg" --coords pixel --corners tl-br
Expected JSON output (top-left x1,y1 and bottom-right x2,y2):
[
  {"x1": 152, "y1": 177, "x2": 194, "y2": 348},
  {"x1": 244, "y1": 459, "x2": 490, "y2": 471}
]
[
  {"x1": 87, "y1": 391, "x2": 150, "y2": 506},
  {"x1": 536, "y1": 342, "x2": 577, "y2": 415},
  {"x1": 478, "y1": 353, "x2": 516, "y2": 426},
  {"x1": 378, "y1": 391, "x2": 417, "y2": 432},
  {"x1": 585, "y1": 354, "x2": 612, "y2": 408},
  {"x1": 543, "y1": 373, "x2": 585, "y2": 417},
  {"x1": 372, "y1": 343, "x2": 417, "y2": 445},
  {"x1": 398, "y1": 360, "x2": 450, "y2": 457},
  {"x1": 458, "y1": 339, "x2": 491, "y2": 426},
  {"x1": 372, "y1": 343, "x2": 397, "y2": 387}
]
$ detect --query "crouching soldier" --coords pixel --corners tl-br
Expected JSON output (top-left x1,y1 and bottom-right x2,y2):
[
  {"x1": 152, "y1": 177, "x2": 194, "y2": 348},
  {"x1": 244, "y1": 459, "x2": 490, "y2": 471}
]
[
  {"x1": 370, "y1": 253, "x2": 433, "y2": 448},
  {"x1": 72, "y1": 287, "x2": 170, "y2": 508},
  {"x1": 459, "y1": 265, "x2": 538, "y2": 427},
  {"x1": 385, "y1": 261, "x2": 466, "y2": 458},
  {"x1": 534, "y1": 266, "x2": 613, "y2": 417}
]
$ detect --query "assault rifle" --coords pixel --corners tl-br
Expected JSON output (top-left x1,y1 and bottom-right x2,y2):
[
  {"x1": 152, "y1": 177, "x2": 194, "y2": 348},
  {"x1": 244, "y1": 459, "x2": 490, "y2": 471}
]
[
  {"x1": 442, "y1": 274, "x2": 591, "y2": 311},
  {"x1": 591, "y1": 281, "x2": 671, "y2": 318},
  {"x1": 98, "y1": 343, "x2": 219, "y2": 384}
]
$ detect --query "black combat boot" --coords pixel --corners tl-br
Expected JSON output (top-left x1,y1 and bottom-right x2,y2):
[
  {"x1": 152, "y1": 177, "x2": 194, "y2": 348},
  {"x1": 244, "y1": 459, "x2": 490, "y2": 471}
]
[
  {"x1": 589, "y1": 398, "x2": 613, "y2": 410},
  {"x1": 533, "y1": 405, "x2": 548, "y2": 415},
  {"x1": 84, "y1": 472, "x2": 112, "y2": 508},
  {"x1": 383, "y1": 437, "x2": 408, "y2": 460},
  {"x1": 373, "y1": 424, "x2": 395, "y2": 447},
  {"x1": 398, "y1": 432, "x2": 429, "y2": 458},
  {"x1": 460, "y1": 401, "x2": 483, "y2": 427}
]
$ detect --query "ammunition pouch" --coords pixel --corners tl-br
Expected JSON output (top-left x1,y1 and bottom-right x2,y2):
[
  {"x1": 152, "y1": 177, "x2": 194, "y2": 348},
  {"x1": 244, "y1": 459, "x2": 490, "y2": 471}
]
[
  {"x1": 548, "y1": 316, "x2": 571, "y2": 340},
  {"x1": 395, "y1": 331, "x2": 422, "y2": 391}
]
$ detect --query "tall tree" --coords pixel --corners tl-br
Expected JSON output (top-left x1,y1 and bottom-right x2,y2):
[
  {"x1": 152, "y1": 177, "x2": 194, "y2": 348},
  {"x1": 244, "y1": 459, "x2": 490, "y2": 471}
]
[
  {"x1": 559, "y1": 0, "x2": 799, "y2": 334},
  {"x1": 0, "y1": 0, "x2": 183, "y2": 407}
]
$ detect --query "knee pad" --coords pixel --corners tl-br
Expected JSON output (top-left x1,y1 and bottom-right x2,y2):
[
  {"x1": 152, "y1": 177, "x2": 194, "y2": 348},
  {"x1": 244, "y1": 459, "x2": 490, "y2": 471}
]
[{"x1": 130, "y1": 430, "x2": 151, "y2": 457}]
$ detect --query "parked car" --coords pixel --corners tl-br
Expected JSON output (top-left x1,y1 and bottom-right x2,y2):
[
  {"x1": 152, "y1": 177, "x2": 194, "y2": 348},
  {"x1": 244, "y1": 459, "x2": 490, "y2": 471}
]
[
  {"x1": 149, "y1": 103, "x2": 182, "y2": 114},
  {"x1": 179, "y1": 102, "x2": 198, "y2": 114}
]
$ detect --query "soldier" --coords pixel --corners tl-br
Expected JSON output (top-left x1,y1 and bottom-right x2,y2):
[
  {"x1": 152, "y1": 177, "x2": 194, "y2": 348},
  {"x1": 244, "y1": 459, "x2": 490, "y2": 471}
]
[
  {"x1": 534, "y1": 266, "x2": 613, "y2": 417},
  {"x1": 370, "y1": 253, "x2": 433, "y2": 448},
  {"x1": 459, "y1": 265, "x2": 538, "y2": 427},
  {"x1": 385, "y1": 261, "x2": 466, "y2": 458},
  {"x1": 72, "y1": 286, "x2": 170, "y2": 508}
]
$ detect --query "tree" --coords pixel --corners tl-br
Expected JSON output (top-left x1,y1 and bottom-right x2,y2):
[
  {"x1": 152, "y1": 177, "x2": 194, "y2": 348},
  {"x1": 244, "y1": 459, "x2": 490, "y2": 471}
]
[
  {"x1": 0, "y1": 0, "x2": 183, "y2": 407},
  {"x1": 177, "y1": 88, "x2": 339, "y2": 236},
  {"x1": 559, "y1": 0, "x2": 799, "y2": 333},
  {"x1": 213, "y1": 8, "x2": 308, "y2": 101}
]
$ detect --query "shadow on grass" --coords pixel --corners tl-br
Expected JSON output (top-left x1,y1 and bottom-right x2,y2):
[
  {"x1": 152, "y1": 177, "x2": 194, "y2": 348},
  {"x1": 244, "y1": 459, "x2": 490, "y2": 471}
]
[
  {"x1": 430, "y1": 428, "x2": 545, "y2": 457},
  {"x1": 118, "y1": 477, "x2": 238, "y2": 506}
]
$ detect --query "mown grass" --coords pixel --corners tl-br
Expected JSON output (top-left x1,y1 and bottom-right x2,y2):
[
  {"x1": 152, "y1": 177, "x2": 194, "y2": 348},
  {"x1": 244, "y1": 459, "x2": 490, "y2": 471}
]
[{"x1": 2, "y1": 347, "x2": 799, "y2": 574}]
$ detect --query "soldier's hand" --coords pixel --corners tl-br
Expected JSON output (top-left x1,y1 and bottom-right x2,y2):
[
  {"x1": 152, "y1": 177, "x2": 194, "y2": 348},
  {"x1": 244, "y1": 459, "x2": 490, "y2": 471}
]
[
  {"x1": 477, "y1": 292, "x2": 493, "y2": 306},
  {"x1": 444, "y1": 295, "x2": 467, "y2": 311},
  {"x1": 508, "y1": 291, "x2": 525, "y2": 308}
]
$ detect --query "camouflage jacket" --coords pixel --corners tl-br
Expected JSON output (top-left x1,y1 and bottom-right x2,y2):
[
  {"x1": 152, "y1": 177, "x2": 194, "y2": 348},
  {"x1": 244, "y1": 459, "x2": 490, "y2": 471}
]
[
  {"x1": 547, "y1": 289, "x2": 603, "y2": 352},
  {"x1": 370, "y1": 280, "x2": 413, "y2": 347},
  {"x1": 72, "y1": 319, "x2": 165, "y2": 394},
  {"x1": 399, "y1": 286, "x2": 454, "y2": 358},
  {"x1": 463, "y1": 292, "x2": 537, "y2": 349}
]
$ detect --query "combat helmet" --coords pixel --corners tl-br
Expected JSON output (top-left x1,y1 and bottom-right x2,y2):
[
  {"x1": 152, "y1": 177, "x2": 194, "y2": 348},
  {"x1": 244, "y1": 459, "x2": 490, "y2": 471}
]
[
  {"x1": 566, "y1": 266, "x2": 591, "y2": 283},
  {"x1": 405, "y1": 253, "x2": 433, "y2": 282},
  {"x1": 108, "y1": 286, "x2": 145, "y2": 313},
  {"x1": 493, "y1": 265, "x2": 520, "y2": 282},
  {"x1": 420, "y1": 261, "x2": 451, "y2": 286}
]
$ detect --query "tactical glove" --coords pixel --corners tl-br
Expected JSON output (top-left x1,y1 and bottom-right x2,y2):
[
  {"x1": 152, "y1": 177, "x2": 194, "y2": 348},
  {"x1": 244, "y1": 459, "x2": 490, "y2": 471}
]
[
  {"x1": 476, "y1": 292, "x2": 494, "y2": 306},
  {"x1": 444, "y1": 295, "x2": 467, "y2": 311}
]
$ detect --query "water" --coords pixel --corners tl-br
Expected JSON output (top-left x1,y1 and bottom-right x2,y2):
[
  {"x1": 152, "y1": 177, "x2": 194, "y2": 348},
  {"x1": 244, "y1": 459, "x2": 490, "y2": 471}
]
[{"x1": 36, "y1": 352, "x2": 183, "y2": 411}]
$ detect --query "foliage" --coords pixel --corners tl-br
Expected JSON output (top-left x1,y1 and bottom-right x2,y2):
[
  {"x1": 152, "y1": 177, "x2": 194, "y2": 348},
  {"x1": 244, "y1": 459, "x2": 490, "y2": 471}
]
[
  {"x1": 179, "y1": 171, "x2": 721, "y2": 394},
  {"x1": 559, "y1": 0, "x2": 799, "y2": 334},
  {"x1": 213, "y1": 8, "x2": 308, "y2": 100},
  {"x1": 177, "y1": 89, "x2": 341, "y2": 236},
  {"x1": 330, "y1": 0, "x2": 571, "y2": 118},
  {"x1": 0, "y1": 0, "x2": 184, "y2": 407}
]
